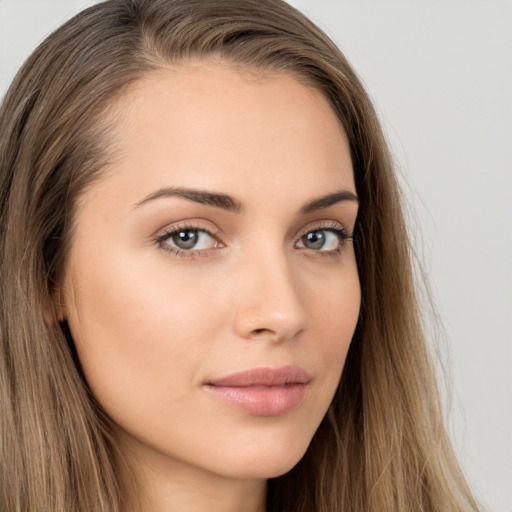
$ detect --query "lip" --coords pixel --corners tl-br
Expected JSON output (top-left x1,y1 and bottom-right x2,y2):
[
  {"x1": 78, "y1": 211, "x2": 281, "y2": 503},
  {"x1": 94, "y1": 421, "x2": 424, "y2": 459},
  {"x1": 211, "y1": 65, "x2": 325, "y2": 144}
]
[{"x1": 204, "y1": 365, "x2": 310, "y2": 417}]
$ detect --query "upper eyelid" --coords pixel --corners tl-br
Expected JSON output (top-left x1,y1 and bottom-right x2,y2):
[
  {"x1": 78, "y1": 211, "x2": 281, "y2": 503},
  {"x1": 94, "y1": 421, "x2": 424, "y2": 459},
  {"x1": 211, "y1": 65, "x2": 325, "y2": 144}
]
[
  {"x1": 295, "y1": 219, "x2": 350, "y2": 237},
  {"x1": 154, "y1": 220, "x2": 221, "y2": 241}
]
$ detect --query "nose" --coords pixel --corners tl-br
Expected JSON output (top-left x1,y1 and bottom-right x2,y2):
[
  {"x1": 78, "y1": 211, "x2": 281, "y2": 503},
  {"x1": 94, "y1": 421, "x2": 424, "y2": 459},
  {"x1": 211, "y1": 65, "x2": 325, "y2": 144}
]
[{"x1": 233, "y1": 251, "x2": 308, "y2": 342}]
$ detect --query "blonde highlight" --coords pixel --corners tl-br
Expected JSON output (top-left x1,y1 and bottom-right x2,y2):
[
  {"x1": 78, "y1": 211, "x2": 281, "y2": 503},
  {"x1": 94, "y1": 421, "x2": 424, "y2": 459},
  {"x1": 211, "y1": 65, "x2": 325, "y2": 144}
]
[{"x1": 0, "y1": 1, "x2": 480, "y2": 511}]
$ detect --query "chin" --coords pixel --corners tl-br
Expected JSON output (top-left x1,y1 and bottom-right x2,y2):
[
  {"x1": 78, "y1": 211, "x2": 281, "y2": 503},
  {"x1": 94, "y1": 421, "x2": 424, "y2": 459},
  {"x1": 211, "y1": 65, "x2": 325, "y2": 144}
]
[{"x1": 211, "y1": 430, "x2": 312, "y2": 480}]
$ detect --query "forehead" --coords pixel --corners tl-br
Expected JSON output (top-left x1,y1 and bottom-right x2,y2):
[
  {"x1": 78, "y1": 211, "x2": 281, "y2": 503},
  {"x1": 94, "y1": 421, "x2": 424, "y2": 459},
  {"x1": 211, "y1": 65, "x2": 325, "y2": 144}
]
[{"x1": 87, "y1": 61, "x2": 354, "y2": 210}]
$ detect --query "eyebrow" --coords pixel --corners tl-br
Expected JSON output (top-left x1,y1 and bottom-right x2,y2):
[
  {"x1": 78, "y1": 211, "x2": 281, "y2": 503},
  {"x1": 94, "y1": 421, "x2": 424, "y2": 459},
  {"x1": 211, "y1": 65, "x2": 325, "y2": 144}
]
[
  {"x1": 133, "y1": 186, "x2": 358, "y2": 214},
  {"x1": 299, "y1": 189, "x2": 358, "y2": 214},
  {"x1": 133, "y1": 187, "x2": 245, "y2": 213}
]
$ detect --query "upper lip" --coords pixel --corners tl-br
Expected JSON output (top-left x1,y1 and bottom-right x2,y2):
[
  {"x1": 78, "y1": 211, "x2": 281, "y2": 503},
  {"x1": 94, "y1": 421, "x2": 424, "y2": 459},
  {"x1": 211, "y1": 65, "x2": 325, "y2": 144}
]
[{"x1": 207, "y1": 365, "x2": 311, "y2": 387}]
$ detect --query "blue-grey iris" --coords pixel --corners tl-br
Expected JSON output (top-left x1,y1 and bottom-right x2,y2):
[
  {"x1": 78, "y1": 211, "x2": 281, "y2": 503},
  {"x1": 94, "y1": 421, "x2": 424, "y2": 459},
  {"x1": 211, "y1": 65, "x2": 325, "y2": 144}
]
[
  {"x1": 172, "y1": 230, "x2": 199, "y2": 249},
  {"x1": 302, "y1": 230, "x2": 326, "y2": 250}
]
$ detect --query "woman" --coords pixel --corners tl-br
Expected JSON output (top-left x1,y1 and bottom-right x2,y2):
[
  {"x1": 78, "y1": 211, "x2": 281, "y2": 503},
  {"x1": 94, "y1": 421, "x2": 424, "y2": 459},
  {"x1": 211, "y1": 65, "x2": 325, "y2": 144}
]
[{"x1": 0, "y1": 0, "x2": 481, "y2": 511}]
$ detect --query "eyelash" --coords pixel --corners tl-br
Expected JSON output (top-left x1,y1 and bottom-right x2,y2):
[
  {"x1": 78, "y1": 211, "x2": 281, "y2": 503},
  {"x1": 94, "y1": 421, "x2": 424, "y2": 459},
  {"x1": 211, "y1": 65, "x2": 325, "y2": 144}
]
[
  {"x1": 154, "y1": 222, "x2": 354, "y2": 258},
  {"x1": 154, "y1": 223, "x2": 222, "y2": 259},
  {"x1": 297, "y1": 223, "x2": 354, "y2": 257}
]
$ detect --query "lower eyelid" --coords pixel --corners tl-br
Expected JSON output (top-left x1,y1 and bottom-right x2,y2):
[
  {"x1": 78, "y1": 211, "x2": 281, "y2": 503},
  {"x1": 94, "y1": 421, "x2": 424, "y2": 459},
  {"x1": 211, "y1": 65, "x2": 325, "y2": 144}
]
[{"x1": 153, "y1": 223, "x2": 228, "y2": 259}]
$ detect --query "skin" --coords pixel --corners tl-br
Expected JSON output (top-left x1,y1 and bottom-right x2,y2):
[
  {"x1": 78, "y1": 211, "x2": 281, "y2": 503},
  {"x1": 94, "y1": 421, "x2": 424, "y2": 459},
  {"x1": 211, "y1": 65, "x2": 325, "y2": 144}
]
[{"x1": 60, "y1": 61, "x2": 361, "y2": 512}]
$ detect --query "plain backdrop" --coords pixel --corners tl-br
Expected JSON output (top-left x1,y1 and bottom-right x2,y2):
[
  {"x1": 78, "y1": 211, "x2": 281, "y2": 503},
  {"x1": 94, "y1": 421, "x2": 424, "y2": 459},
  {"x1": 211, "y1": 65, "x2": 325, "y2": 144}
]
[{"x1": 1, "y1": 1, "x2": 511, "y2": 511}]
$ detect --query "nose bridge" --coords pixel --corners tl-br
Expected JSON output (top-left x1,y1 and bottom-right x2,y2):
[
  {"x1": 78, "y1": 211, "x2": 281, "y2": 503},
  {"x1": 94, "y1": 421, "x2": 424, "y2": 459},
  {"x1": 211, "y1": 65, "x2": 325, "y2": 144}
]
[{"x1": 233, "y1": 244, "x2": 307, "y2": 341}]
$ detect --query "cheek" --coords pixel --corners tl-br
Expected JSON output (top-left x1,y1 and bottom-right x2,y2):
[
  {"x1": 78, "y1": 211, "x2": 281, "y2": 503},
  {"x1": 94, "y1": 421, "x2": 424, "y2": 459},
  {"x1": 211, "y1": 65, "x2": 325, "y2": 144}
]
[
  {"x1": 63, "y1": 249, "x2": 226, "y2": 418},
  {"x1": 315, "y1": 269, "x2": 360, "y2": 379},
  {"x1": 308, "y1": 261, "x2": 360, "y2": 342}
]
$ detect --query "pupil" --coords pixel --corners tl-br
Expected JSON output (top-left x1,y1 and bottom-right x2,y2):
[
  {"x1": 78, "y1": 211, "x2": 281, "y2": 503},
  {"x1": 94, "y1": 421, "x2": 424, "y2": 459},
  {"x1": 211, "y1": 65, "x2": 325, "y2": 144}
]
[
  {"x1": 172, "y1": 230, "x2": 198, "y2": 249},
  {"x1": 304, "y1": 230, "x2": 325, "y2": 250}
]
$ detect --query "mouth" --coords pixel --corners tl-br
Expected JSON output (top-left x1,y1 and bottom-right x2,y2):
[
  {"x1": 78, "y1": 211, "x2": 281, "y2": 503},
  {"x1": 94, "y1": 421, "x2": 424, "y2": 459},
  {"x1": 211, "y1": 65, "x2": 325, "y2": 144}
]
[{"x1": 204, "y1": 366, "x2": 310, "y2": 417}]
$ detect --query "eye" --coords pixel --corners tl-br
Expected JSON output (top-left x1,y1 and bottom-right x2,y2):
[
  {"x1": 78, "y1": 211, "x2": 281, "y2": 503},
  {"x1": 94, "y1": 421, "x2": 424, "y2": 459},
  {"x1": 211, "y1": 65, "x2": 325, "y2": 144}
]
[
  {"x1": 295, "y1": 228, "x2": 350, "y2": 252},
  {"x1": 157, "y1": 227, "x2": 219, "y2": 252}
]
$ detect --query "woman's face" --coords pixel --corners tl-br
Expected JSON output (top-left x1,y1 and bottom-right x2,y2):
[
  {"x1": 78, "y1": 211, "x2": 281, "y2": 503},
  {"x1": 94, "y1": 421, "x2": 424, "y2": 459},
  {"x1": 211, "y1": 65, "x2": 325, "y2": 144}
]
[{"x1": 61, "y1": 62, "x2": 360, "y2": 482}]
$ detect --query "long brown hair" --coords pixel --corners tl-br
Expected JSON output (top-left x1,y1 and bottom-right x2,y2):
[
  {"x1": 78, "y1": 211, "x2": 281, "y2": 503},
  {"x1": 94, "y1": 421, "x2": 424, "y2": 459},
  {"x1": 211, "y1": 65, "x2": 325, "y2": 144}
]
[{"x1": 0, "y1": 1, "x2": 480, "y2": 510}]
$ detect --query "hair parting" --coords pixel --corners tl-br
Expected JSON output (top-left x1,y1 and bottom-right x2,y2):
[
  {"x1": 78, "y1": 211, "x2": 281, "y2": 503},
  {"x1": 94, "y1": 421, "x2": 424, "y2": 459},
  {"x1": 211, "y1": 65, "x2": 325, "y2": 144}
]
[{"x1": 0, "y1": 1, "x2": 480, "y2": 511}]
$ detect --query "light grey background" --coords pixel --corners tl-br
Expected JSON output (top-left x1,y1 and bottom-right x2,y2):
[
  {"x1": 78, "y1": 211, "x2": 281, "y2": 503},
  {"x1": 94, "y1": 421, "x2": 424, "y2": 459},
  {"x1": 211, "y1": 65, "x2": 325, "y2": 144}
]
[{"x1": 1, "y1": 1, "x2": 511, "y2": 511}]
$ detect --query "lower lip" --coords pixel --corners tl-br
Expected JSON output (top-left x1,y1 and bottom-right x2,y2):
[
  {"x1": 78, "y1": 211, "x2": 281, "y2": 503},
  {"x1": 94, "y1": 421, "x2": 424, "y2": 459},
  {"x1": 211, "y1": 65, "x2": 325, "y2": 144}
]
[{"x1": 204, "y1": 383, "x2": 307, "y2": 417}]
